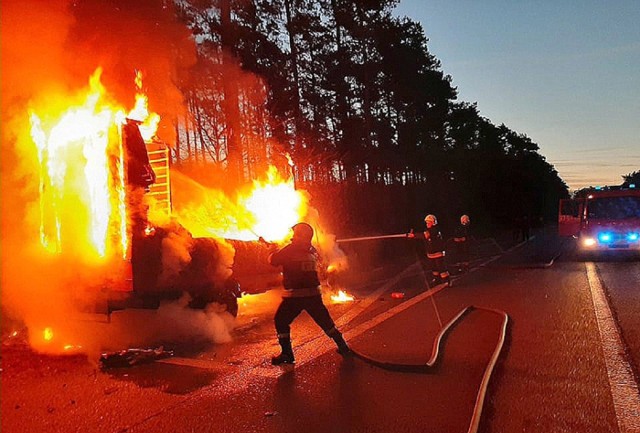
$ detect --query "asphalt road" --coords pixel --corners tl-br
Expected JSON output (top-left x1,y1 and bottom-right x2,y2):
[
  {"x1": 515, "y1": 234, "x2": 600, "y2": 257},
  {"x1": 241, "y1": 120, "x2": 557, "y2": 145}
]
[{"x1": 2, "y1": 230, "x2": 639, "y2": 433}]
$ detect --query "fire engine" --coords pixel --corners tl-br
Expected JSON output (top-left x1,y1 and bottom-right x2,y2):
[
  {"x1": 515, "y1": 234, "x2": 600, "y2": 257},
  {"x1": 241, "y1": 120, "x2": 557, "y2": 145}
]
[{"x1": 558, "y1": 185, "x2": 640, "y2": 255}]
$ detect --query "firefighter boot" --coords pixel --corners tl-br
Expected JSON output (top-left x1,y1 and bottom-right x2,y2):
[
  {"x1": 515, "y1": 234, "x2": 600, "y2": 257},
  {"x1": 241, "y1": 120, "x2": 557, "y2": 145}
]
[
  {"x1": 271, "y1": 337, "x2": 295, "y2": 365},
  {"x1": 333, "y1": 333, "x2": 352, "y2": 357}
]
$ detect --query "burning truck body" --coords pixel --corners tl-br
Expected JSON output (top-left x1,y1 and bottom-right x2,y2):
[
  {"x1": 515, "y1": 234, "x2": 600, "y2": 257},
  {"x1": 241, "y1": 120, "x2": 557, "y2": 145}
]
[
  {"x1": 26, "y1": 69, "x2": 335, "y2": 329},
  {"x1": 2, "y1": 2, "x2": 348, "y2": 356}
]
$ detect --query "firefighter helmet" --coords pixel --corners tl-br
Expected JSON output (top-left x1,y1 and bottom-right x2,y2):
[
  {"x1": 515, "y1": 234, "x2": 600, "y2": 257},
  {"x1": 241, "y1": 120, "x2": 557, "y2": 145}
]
[
  {"x1": 424, "y1": 214, "x2": 437, "y2": 225},
  {"x1": 292, "y1": 222, "x2": 314, "y2": 242},
  {"x1": 461, "y1": 215, "x2": 470, "y2": 225}
]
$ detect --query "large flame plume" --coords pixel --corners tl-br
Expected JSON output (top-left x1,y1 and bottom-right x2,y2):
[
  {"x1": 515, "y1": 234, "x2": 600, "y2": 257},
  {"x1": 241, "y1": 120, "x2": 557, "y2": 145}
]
[
  {"x1": 1, "y1": 0, "x2": 198, "y2": 355},
  {"x1": 172, "y1": 166, "x2": 309, "y2": 243},
  {"x1": 29, "y1": 68, "x2": 131, "y2": 260}
]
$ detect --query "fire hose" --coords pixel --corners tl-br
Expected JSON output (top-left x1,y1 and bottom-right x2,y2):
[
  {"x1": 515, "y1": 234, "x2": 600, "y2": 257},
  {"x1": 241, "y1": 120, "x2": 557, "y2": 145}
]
[
  {"x1": 345, "y1": 305, "x2": 509, "y2": 433},
  {"x1": 336, "y1": 233, "x2": 409, "y2": 243},
  {"x1": 334, "y1": 232, "x2": 509, "y2": 433}
]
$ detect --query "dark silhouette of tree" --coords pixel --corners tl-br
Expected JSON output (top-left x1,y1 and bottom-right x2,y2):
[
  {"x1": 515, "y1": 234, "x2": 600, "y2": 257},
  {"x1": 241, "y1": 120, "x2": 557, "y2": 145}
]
[
  {"x1": 622, "y1": 170, "x2": 640, "y2": 187},
  {"x1": 170, "y1": 0, "x2": 568, "y2": 235}
]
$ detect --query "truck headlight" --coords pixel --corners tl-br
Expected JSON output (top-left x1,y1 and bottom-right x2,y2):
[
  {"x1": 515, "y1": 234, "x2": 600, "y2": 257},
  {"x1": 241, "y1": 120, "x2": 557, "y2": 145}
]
[{"x1": 583, "y1": 237, "x2": 597, "y2": 247}]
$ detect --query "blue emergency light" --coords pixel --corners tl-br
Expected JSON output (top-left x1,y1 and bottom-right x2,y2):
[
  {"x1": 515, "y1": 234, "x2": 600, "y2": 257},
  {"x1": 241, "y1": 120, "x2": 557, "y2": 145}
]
[
  {"x1": 598, "y1": 232, "x2": 612, "y2": 243},
  {"x1": 627, "y1": 232, "x2": 639, "y2": 242}
]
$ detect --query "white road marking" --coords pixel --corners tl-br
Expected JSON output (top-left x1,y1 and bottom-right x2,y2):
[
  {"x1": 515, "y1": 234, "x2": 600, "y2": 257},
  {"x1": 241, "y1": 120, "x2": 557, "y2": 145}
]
[{"x1": 585, "y1": 262, "x2": 640, "y2": 433}]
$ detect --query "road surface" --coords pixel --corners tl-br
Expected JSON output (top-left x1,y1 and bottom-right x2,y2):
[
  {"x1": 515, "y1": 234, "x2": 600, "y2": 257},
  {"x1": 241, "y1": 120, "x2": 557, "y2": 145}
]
[{"x1": 2, "y1": 229, "x2": 639, "y2": 432}]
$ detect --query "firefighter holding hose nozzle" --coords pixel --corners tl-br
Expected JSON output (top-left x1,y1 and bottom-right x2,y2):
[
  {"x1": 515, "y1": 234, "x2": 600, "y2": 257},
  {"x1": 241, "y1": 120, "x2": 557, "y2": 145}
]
[
  {"x1": 268, "y1": 223, "x2": 351, "y2": 365},
  {"x1": 408, "y1": 214, "x2": 451, "y2": 287}
]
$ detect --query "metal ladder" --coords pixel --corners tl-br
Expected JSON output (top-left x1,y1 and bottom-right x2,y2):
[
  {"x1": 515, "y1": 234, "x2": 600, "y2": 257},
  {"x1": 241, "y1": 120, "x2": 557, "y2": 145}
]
[{"x1": 145, "y1": 140, "x2": 171, "y2": 217}]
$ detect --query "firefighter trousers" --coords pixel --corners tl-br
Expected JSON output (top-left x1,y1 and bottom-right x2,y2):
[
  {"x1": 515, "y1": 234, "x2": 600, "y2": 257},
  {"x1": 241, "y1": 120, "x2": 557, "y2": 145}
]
[
  {"x1": 275, "y1": 295, "x2": 337, "y2": 337},
  {"x1": 428, "y1": 256, "x2": 450, "y2": 283}
]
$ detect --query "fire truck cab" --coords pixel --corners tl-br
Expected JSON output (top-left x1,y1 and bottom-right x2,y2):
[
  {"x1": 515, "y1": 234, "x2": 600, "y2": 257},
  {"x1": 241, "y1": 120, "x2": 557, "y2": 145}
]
[{"x1": 558, "y1": 186, "x2": 640, "y2": 255}]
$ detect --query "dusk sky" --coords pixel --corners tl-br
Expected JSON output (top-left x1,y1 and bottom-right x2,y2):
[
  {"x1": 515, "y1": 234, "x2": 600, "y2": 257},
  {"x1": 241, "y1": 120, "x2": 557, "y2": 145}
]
[{"x1": 394, "y1": 0, "x2": 640, "y2": 191}]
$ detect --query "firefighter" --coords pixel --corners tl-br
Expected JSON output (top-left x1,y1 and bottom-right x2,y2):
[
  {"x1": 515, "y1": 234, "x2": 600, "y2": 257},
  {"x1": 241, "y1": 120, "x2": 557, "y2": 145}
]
[
  {"x1": 408, "y1": 214, "x2": 451, "y2": 287},
  {"x1": 453, "y1": 214, "x2": 471, "y2": 273},
  {"x1": 268, "y1": 222, "x2": 351, "y2": 365}
]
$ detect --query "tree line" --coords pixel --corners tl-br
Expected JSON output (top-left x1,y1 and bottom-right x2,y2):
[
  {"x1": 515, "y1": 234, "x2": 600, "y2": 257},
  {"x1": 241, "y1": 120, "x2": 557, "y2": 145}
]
[{"x1": 169, "y1": 0, "x2": 569, "y2": 235}]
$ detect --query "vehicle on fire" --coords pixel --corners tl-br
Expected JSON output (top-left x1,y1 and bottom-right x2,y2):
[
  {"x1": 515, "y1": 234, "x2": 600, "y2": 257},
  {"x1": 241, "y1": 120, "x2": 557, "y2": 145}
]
[
  {"x1": 104, "y1": 122, "x2": 282, "y2": 318},
  {"x1": 558, "y1": 186, "x2": 640, "y2": 258}
]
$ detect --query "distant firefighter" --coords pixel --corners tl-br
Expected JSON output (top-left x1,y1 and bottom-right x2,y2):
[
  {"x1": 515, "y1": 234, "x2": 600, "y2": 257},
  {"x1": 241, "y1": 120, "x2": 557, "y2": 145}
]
[
  {"x1": 268, "y1": 223, "x2": 351, "y2": 365},
  {"x1": 408, "y1": 214, "x2": 451, "y2": 287},
  {"x1": 453, "y1": 214, "x2": 471, "y2": 273}
]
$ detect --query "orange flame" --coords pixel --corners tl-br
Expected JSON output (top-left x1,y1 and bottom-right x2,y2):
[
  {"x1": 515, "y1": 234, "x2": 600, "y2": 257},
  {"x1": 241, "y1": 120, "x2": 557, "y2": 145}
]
[
  {"x1": 175, "y1": 165, "x2": 308, "y2": 243},
  {"x1": 38, "y1": 327, "x2": 82, "y2": 352},
  {"x1": 29, "y1": 68, "x2": 159, "y2": 260},
  {"x1": 240, "y1": 166, "x2": 305, "y2": 242},
  {"x1": 330, "y1": 290, "x2": 355, "y2": 303},
  {"x1": 30, "y1": 69, "x2": 124, "y2": 258},
  {"x1": 126, "y1": 70, "x2": 160, "y2": 141}
]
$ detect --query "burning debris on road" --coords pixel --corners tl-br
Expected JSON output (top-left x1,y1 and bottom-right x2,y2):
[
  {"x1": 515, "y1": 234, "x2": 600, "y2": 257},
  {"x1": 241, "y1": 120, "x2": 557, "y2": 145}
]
[{"x1": 99, "y1": 346, "x2": 174, "y2": 369}]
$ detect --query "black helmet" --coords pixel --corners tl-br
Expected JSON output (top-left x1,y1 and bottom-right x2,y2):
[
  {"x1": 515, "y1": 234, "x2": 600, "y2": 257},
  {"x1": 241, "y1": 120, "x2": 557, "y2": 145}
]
[{"x1": 292, "y1": 222, "x2": 314, "y2": 242}]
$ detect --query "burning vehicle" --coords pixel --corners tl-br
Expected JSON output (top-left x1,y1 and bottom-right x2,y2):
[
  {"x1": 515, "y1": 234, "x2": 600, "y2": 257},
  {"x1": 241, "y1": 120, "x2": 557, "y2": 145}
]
[
  {"x1": 26, "y1": 70, "x2": 309, "y2": 323},
  {"x1": 110, "y1": 118, "x2": 243, "y2": 317},
  {"x1": 2, "y1": 3, "x2": 351, "y2": 355}
]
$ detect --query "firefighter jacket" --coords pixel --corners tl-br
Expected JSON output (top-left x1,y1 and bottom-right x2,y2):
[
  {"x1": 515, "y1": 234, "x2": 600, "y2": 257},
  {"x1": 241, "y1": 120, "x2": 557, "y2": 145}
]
[
  {"x1": 420, "y1": 226, "x2": 446, "y2": 259},
  {"x1": 269, "y1": 241, "x2": 321, "y2": 297},
  {"x1": 454, "y1": 224, "x2": 469, "y2": 243}
]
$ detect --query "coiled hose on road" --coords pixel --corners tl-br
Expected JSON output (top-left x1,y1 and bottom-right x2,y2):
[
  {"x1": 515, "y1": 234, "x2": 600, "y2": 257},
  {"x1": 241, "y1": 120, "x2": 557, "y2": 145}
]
[
  {"x1": 347, "y1": 305, "x2": 509, "y2": 433},
  {"x1": 347, "y1": 245, "x2": 509, "y2": 432}
]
